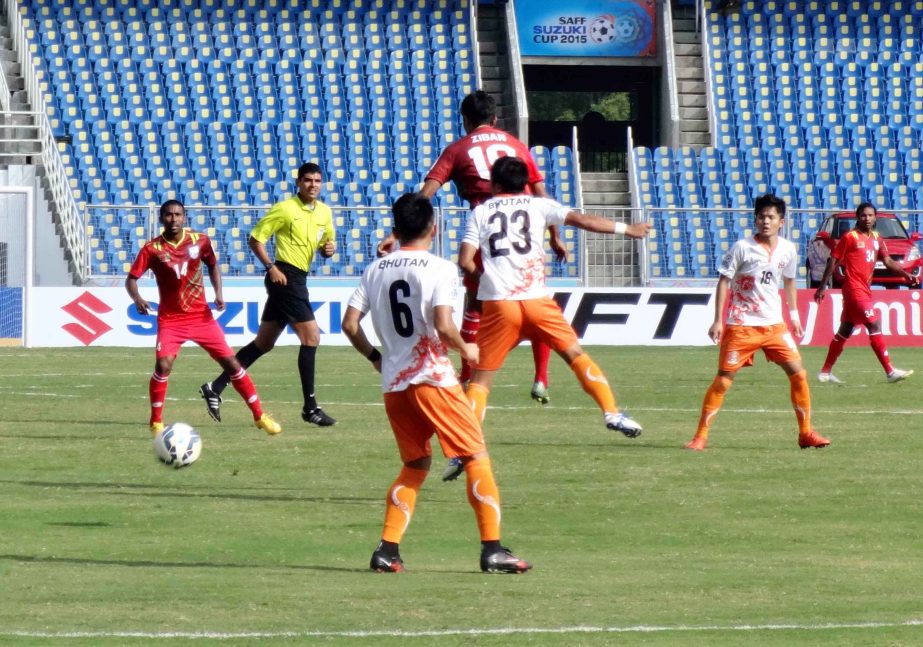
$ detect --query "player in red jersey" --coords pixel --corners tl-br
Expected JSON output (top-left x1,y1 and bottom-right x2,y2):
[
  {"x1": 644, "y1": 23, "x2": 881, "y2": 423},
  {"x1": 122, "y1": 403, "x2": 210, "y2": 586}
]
[
  {"x1": 126, "y1": 200, "x2": 281, "y2": 436},
  {"x1": 814, "y1": 202, "x2": 918, "y2": 384},
  {"x1": 378, "y1": 90, "x2": 567, "y2": 406}
]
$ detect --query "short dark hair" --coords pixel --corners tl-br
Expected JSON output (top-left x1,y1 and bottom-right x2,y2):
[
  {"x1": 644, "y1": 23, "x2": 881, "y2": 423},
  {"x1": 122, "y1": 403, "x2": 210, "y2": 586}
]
[
  {"x1": 490, "y1": 155, "x2": 529, "y2": 193},
  {"x1": 392, "y1": 192, "x2": 434, "y2": 242},
  {"x1": 460, "y1": 90, "x2": 496, "y2": 127},
  {"x1": 159, "y1": 199, "x2": 185, "y2": 219},
  {"x1": 753, "y1": 193, "x2": 786, "y2": 217},
  {"x1": 855, "y1": 201, "x2": 876, "y2": 218},
  {"x1": 297, "y1": 162, "x2": 323, "y2": 180}
]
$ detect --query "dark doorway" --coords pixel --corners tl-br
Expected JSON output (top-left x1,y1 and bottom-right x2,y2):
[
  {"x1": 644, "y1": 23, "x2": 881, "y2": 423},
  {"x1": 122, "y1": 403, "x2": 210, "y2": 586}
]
[{"x1": 524, "y1": 65, "x2": 659, "y2": 172}]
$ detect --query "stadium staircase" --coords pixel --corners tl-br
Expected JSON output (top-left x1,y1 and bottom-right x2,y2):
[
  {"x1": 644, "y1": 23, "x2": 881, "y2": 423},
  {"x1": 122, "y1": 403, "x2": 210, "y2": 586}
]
[
  {"x1": 634, "y1": 0, "x2": 923, "y2": 283},
  {"x1": 474, "y1": 2, "x2": 516, "y2": 135},
  {"x1": 582, "y1": 171, "x2": 641, "y2": 286},
  {"x1": 672, "y1": 3, "x2": 710, "y2": 148}
]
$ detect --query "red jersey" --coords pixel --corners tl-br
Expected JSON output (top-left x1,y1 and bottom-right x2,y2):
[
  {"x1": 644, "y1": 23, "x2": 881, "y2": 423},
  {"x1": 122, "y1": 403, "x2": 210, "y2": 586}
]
[
  {"x1": 425, "y1": 125, "x2": 543, "y2": 207},
  {"x1": 128, "y1": 229, "x2": 217, "y2": 320},
  {"x1": 831, "y1": 229, "x2": 889, "y2": 298}
]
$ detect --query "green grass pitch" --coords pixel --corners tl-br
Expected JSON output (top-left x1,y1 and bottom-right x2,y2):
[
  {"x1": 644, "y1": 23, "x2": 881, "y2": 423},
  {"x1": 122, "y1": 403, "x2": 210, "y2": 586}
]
[{"x1": 1, "y1": 345, "x2": 922, "y2": 646}]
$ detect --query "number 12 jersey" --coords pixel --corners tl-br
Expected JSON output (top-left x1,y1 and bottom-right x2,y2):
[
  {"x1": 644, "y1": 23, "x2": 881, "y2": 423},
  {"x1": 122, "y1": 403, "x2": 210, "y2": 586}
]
[
  {"x1": 464, "y1": 194, "x2": 569, "y2": 301},
  {"x1": 349, "y1": 249, "x2": 461, "y2": 393}
]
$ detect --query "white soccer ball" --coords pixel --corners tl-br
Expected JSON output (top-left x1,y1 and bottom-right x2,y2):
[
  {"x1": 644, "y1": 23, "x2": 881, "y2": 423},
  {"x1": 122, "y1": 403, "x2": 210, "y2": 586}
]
[{"x1": 153, "y1": 423, "x2": 202, "y2": 469}]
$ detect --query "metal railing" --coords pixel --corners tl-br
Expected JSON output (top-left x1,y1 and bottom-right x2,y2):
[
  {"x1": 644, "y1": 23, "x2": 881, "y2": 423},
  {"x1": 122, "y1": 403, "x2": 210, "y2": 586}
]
[
  {"x1": 83, "y1": 202, "x2": 592, "y2": 284},
  {"x1": 5, "y1": 0, "x2": 88, "y2": 282},
  {"x1": 504, "y1": 0, "x2": 529, "y2": 143},
  {"x1": 0, "y1": 56, "x2": 9, "y2": 111},
  {"x1": 662, "y1": 0, "x2": 682, "y2": 149},
  {"x1": 701, "y1": 3, "x2": 719, "y2": 148}
]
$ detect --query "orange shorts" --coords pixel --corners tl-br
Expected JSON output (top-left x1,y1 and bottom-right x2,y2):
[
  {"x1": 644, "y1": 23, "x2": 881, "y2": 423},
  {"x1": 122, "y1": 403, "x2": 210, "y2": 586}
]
[
  {"x1": 383, "y1": 383, "x2": 486, "y2": 463},
  {"x1": 477, "y1": 297, "x2": 578, "y2": 371},
  {"x1": 718, "y1": 323, "x2": 801, "y2": 372}
]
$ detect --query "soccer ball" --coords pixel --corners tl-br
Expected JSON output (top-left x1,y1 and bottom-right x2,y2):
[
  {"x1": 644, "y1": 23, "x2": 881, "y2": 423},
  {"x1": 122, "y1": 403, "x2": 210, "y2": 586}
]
[
  {"x1": 153, "y1": 422, "x2": 202, "y2": 469},
  {"x1": 589, "y1": 15, "x2": 616, "y2": 44}
]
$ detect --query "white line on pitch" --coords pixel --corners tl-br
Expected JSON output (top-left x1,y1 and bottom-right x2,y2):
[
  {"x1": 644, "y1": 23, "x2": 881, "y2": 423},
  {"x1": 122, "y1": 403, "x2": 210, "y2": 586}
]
[{"x1": 4, "y1": 618, "x2": 923, "y2": 640}]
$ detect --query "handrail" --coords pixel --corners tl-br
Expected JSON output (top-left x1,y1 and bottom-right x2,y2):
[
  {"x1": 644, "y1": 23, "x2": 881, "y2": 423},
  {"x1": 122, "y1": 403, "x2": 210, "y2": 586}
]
[
  {"x1": 504, "y1": 1, "x2": 529, "y2": 143},
  {"x1": 626, "y1": 126, "x2": 649, "y2": 284},
  {"x1": 5, "y1": 0, "x2": 88, "y2": 283},
  {"x1": 662, "y1": 0, "x2": 682, "y2": 148},
  {"x1": 570, "y1": 125, "x2": 583, "y2": 211},
  {"x1": 470, "y1": 1, "x2": 482, "y2": 90},
  {"x1": 701, "y1": 1, "x2": 719, "y2": 148},
  {"x1": 0, "y1": 56, "x2": 9, "y2": 111}
]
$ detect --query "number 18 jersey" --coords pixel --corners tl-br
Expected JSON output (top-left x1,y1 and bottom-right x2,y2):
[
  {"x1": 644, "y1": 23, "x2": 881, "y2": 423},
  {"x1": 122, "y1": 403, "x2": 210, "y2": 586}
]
[
  {"x1": 464, "y1": 194, "x2": 569, "y2": 301},
  {"x1": 718, "y1": 236, "x2": 799, "y2": 326},
  {"x1": 348, "y1": 249, "x2": 461, "y2": 393}
]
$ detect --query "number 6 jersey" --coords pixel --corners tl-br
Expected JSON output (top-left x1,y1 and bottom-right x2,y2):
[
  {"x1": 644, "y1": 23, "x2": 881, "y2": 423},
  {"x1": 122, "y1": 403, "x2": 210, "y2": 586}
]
[
  {"x1": 348, "y1": 249, "x2": 461, "y2": 393},
  {"x1": 718, "y1": 236, "x2": 799, "y2": 326},
  {"x1": 464, "y1": 195, "x2": 570, "y2": 301}
]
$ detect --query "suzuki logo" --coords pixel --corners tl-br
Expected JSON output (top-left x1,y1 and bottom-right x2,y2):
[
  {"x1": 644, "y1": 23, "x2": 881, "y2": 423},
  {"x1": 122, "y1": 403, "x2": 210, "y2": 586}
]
[{"x1": 61, "y1": 291, "x2": 113, "y2": 345}]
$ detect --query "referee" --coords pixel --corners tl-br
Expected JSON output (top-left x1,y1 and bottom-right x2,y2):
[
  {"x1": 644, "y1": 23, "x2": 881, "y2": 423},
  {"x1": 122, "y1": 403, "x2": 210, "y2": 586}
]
[{"x1": 200, "y1": 162, "x2": 337, "y2": 427}]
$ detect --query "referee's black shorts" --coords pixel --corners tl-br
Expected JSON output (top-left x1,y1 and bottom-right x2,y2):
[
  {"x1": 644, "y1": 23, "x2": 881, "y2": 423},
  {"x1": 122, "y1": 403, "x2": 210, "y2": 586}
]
[{"x1": 261, "y1": 261, "x2": 316, "y2": 324}]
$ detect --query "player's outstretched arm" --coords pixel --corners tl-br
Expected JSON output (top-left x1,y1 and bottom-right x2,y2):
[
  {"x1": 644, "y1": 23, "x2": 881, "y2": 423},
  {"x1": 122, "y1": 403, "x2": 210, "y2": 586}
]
[
  {"x1": 342, "y1": 305, "x2": 382, "y2": 373},
  {"x1": 564, "y1": 212, "x2": 652, "y2": 238},
  {"x1": 880, "y1": 254, "x2": 920, "y2": 286}
]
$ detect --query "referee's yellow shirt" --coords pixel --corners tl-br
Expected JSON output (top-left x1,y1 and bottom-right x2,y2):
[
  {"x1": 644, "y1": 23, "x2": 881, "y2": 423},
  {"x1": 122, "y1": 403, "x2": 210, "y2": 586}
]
[{"x1": 250, "y1": 195, "x2": 335, "y2": 272}]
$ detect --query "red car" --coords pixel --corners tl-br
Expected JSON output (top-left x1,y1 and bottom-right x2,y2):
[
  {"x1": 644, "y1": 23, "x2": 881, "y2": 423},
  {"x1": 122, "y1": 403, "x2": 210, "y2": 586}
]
[{"x1": 805, "y1": 212, "x2": 923, "y2": 289}]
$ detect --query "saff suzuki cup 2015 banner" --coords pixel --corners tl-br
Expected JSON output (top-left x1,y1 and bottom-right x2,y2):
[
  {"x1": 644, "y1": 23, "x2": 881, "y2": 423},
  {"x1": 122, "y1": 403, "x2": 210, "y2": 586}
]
[
  {"x1": 515, "y1": 0, "x2": 657, "y2": 58},
  {"x1": 26, "y1": 287, "x2": 923, "y2": 348}
]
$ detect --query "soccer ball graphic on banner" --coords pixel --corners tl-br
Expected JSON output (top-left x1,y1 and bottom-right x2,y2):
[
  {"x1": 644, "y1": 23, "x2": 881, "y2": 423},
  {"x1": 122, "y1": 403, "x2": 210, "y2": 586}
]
[
  {"x1": 589, "y1": 14, "x2": 617, "y2": 44},
  {"x1": 153, "y1": 423, "x2": 202, "y2": 468}
]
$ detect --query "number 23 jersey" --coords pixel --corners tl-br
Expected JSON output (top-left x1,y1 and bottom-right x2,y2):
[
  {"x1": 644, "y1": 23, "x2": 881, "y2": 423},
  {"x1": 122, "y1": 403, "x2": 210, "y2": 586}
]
[
  {"x1": 349, "y1": 249, "x2": 461, "y2": 393},
  {"x1": 464, "y1": 194, "x2": 569, "y2": 301},
  {"x1": 718, "y1": 236, "x2": 799, "y2": 326}
]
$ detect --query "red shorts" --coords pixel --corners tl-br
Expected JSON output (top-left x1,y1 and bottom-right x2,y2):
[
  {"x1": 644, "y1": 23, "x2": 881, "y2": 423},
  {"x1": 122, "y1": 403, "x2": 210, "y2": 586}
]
[
  {"x1": 840, "y1": 291, "x2": 879, "y2": 328},
  {"x1": 156, "y1": 312, "x2": 234, "y2": 360},
  {"x1": 383, "y1": 383, "x2": 486, "y2": 462},
  {"x1": 717, "y1": 323, "x2": 801, "y2": 372},
  {"x1": 477, "y1": 298, "x2": 578, "y2": 371}
]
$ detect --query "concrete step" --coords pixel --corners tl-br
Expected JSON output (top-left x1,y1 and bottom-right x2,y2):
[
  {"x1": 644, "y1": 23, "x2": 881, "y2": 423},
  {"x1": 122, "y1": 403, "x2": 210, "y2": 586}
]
[
  {"x1": 583, "y1": 178, "x2": 629, "y2": 193},
  {"x1": 680, "y1": 131, "x2": 711, "y2": 146},
  {"x1": 682, "y1": 118, "x2": 710, "y2": 132},
  {"x1": 674, "y1": 43, "x2": 702, "y2": 56},
  {"x1": 673, "y1": 30, "x2": 700, "y2": 44},
  {"x1": 680, "y1": 106, "x2": 708, "y2": 120},
  {"x1": 676, "y1": 66, "x2": 704, "y2": 81},
  {"x1": 679, "y1": 93, "x2": 707, "y2": 107},
  {"x1": 583, "y1": 192, "x2": 630, "y2": 206},
  {"x1": 679, "y1": 80, "x2": 706, "y2": 94}
]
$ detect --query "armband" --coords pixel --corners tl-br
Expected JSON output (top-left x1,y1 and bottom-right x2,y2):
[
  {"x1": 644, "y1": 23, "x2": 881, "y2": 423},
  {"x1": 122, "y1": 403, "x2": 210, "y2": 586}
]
[
  {"x1": 613, "y1": 221, "x2": 628, "y2": 235},
  {"x1": 789, "y1": 308, "x2": 801, "y2": 325},
  {"x1": 367, "y1": 348, "x2": 382, "y2": 363}
]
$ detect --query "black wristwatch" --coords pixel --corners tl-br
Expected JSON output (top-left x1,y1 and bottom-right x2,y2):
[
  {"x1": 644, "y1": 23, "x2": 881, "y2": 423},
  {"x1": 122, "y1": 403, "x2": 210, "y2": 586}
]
[{"x1": 264, "y1": 262, "x2": 275, "y2": 272}]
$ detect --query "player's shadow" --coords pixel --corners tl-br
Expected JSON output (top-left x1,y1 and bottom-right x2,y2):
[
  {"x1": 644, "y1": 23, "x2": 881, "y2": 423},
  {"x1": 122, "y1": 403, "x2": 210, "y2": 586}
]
[
  {"x1": 0, "y1": 479, "x2": 379, "y2": 505},
  {"x1": 0, "y1": 553, "x2": 365, "y2": 574}
]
